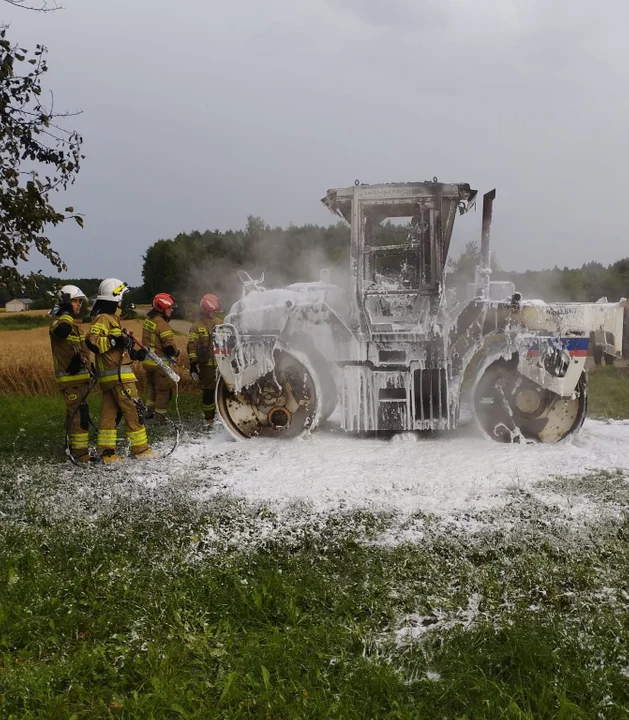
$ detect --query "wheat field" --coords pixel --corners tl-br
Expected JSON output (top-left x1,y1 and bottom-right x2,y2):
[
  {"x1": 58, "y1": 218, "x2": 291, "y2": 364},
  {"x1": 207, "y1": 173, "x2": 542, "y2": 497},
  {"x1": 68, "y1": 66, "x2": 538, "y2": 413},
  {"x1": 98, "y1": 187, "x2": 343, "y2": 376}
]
[
  {"x1": 1, "y1": 308, "x2": 52, "y2": 316},
  {"x1": 0, "y1": 320, "x2": 197, "y2": 395}
]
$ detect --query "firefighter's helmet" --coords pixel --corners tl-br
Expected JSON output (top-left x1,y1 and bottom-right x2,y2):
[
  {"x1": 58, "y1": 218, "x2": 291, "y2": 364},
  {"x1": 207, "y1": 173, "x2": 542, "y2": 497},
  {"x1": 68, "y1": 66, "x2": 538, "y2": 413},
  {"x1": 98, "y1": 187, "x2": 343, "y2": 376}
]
[
  {"x1": 97, "y1": 278, "x2": 129, "y2": 303},
  {"x1": 200, "y1": 294, "x2": 221, "y2": 316},
  {"x1": 153, "y1": 293, "x2": 177, "y2": 313},
  {"x1": 59, "y1": 284, "x2": 87, "y2": 303}
]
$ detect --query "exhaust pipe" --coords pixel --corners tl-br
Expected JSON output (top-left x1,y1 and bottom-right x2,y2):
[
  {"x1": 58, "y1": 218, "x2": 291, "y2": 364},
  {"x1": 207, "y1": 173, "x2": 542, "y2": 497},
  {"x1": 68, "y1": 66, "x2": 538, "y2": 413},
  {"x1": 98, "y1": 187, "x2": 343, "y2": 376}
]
[{"x1": 478, "y1": 189, "x2": 496, "y2": 299}]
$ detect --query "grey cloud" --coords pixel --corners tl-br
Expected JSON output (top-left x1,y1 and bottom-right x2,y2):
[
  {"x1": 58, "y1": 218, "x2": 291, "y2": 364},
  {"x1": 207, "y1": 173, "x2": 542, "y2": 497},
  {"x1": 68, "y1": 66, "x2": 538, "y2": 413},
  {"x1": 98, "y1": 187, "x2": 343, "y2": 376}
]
[
  {"x1": 330, "y1": 0, "x2": 449, "y2": 31},
  {"x1": 2, "y1": 0, "x2": 629, "y2": 284}
]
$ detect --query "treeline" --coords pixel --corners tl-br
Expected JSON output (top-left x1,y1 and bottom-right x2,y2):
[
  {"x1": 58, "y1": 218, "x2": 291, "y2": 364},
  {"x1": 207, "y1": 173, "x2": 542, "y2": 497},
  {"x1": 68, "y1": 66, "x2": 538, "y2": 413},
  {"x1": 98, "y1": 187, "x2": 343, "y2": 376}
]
[
  {"x1": 0, "y1": 278, "x2": 103, "y2": 309},
  {"x1": 139, "y1": 216, "x2": 351, "y2": 310},
  {"x1": 141, "y1": 219, "x2": 629, "y2": 308},
  {"x1": 499, "y1": 263, "x2": 629, "y2": 303},
  {"x1": 0, "y1": 277, "x2": 138, "y2": 319},
  {"x1": 7, "y1": 219, "x2": 629, "y2": 312},
  {"x1": 448, "y1": 242, "x2": 629, "y2": 303}
]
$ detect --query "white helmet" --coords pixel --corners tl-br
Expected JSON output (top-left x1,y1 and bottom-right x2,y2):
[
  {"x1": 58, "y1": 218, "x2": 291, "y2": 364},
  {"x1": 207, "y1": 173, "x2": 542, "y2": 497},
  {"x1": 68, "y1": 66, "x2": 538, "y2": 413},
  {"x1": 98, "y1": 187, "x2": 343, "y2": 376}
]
[
  {"x1": 59, "y1": 284, "x2": 87, "y2": 303},
  {"x1": 97, "y1": 278, "x2": 129, "y2": 303}
]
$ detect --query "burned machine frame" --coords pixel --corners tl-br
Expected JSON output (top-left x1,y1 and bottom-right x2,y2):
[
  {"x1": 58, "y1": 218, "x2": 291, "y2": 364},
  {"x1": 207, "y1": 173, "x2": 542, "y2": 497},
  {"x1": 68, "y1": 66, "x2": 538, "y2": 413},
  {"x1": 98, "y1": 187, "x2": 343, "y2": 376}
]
[{"x1": 213, "y1": 180, "x2": 624, "y2": 443}]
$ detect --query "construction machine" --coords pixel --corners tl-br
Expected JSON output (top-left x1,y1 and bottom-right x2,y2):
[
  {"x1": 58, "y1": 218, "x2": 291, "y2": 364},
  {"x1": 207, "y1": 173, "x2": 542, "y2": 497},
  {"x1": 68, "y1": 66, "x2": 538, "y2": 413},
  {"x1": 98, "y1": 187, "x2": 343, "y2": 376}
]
[{"x1": 213, "y1": 180, "x2": 625, "y2": 443}]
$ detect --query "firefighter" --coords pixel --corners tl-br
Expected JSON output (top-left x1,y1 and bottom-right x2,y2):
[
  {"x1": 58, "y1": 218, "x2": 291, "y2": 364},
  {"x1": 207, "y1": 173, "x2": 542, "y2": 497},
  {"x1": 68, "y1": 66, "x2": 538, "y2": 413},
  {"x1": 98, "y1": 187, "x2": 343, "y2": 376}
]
[
  {"x1": 85, "y1": 278, "x2": 153, "y2": 463},
  {"x1": 49, "y1": 285, "x2": 92, "y2": 462},
  {"x1": 188, "y1": 294, "x2": 223, "y2": 425},
  {"x1": 142, "y1": 292, "x2": 180, "y2": 422}
]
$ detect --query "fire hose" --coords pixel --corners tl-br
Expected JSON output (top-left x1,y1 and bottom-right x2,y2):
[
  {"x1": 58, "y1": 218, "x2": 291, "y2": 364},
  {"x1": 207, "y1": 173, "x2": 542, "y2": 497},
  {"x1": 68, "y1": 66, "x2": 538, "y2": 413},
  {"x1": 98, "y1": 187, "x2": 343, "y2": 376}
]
[
  {"x1": 65, "y1": 364, "x2": 98, "y2": 466},
  {"x1": 65, "y1": 331, "x2": 182, "y2": 465},
  {"x1": 121, "y1": 329, "x2": 182, "y2": 458},
  {"x1": 123, "y1": 329, "x2": 181, "y2": 383}
]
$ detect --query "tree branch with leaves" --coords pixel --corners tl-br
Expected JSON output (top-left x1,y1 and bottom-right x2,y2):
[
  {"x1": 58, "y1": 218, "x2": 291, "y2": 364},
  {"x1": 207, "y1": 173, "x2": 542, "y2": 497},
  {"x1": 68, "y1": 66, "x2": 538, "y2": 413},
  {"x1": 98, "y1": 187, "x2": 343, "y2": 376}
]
[{"x1": 0, "y1": 27, "x2": 83, "y2": 295}]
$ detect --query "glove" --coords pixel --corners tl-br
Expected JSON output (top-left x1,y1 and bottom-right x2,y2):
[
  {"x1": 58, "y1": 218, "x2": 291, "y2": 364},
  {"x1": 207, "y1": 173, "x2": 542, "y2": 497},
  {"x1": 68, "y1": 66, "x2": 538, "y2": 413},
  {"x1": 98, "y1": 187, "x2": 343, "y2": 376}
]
[
  {"x1": 129, "y1": 347, "x2": 147, "y2": 362},
  {"x1": 66, "y1": 354, "x2": 84, "y2": 375},
  {"x1": 189, "y1": 362, "x2": 199, "y2": 376},
  {"x1": 164, "y1": 345, "x2": 181, "y2": 360},
  {"x1": 109, "y1": 335, "x2": 133, "y2": 351}
]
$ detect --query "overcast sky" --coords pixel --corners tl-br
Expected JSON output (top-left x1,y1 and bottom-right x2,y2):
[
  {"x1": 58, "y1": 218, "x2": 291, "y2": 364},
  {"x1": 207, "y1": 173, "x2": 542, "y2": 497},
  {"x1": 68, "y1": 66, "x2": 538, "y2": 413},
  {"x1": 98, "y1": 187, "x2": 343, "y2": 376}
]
[{"x1": 5, "y1": 0, "x2": 629, "y2": 285}]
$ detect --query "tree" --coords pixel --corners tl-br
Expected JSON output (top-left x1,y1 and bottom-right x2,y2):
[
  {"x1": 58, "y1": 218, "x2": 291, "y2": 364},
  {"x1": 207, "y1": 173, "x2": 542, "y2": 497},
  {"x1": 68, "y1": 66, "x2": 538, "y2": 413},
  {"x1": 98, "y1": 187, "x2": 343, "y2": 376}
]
[
  {"x1": 0, "y1": 27, "x2": 83, "y2": 295},
  {"x1": 243, "y1": 215, "x2": 269, "y2": 259},
  {"x1": 2, "y1": 1, "x2": 62, "y2": 11},
  {"x1": 140, "y1": 220, "x2": 351, "y2": 312},
  {"x1": 447, "y1": 241, "x2": 481, "y2": 279},
  {"x1": 447, "y1": 241, "x2": 501, "y2": 291},
  {"x1": 610, "y1": 258, "x2": 629, "y2": 300}
]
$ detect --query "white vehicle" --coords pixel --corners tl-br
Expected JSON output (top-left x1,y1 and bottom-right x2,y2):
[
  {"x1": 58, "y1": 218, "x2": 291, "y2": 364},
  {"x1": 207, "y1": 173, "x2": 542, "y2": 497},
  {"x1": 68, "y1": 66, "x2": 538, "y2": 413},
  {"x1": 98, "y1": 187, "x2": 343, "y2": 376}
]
[{"x1": 214, "y1": 180, "x2": 624, "y2": 443}]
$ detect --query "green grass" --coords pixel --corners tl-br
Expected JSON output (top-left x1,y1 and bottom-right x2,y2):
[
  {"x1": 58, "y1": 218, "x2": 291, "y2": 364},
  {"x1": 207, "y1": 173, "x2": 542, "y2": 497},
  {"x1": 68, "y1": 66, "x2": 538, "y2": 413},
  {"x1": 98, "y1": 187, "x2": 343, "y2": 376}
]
[
  {"x1": 2, "y1": 367, "x2": 625, "y2": 463},
  {"x1": 588, "y1": 365, "x2": 629, "y2": 419},
  {"x1": 1, "y1": 379, "x2": 629, "y2": 717},
  {"x1": 0, "y1": 391, "x2": 204, "y2": 461},
  {"x1": 0, "y1": 313, "x2": 51, "y2": 330},
  {"x1": 0, "y1": 471, "x2": 629, "y2": 718}
]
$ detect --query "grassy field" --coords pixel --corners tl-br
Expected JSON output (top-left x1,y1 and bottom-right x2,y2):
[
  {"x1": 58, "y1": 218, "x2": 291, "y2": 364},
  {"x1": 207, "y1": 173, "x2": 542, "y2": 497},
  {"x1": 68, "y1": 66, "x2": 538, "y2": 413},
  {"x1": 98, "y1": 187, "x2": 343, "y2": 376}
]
[
  {"x1": 0, "y1": 314, "x2": 52, "y2": 331},
  {"x1": 0, "y1": 370, "x2": 628, "y2": 717},
  {"x1": 587, "y1": 365, "x2": 629, "y2": 419},
  {"x1": 0, "y1": 309, "x2": 50, "y2": 316},
  {"x1": 0, "y1": 319, "x2": 197, "y2": 395}
]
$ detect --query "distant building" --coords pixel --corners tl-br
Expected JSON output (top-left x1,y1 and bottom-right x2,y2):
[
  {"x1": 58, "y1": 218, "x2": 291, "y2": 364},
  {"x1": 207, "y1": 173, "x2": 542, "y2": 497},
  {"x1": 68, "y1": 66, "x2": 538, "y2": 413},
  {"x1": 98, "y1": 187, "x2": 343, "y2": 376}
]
[{"x1": 5, "y1": 298, "x2": 33, "y2": 312}]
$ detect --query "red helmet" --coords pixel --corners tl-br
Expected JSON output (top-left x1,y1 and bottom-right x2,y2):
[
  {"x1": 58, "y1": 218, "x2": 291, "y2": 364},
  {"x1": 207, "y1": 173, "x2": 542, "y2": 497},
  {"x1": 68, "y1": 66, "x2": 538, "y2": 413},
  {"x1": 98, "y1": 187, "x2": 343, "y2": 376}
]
[
  {"x1": 153, "y1": 293, "x2": 177, "y2": 313},
  {"x1": 200, "y1": 293, "x2": 221, "y2": 316}
]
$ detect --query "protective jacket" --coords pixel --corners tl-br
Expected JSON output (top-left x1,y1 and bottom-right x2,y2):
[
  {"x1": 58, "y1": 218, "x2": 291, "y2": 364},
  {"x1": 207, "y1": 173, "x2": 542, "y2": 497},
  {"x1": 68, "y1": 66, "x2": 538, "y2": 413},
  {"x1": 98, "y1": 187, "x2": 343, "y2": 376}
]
[
  {"x1": 86, "y1": 312, "x2": 136, "y2": 388},
  {"x1": 49, "y1": 310, "x2": 90, "y2": 384},
  {"x1": 142, "y1": 311, "x2": 177, "y2": 366},
  {"x1": 188, "y1": 313, "x2": 224, "y2": 421},
  {"x1": 187, "y1": 314, "x2": 224, "y2": 366}
]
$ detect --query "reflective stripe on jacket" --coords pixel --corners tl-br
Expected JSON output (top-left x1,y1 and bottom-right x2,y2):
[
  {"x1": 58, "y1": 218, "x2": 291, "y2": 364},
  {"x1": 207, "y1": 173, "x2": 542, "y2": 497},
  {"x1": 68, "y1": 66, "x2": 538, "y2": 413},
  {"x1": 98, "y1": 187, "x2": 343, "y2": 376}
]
[
  {"x1": 187, "y1": 314, "x2": 223, "y2": 365},
  {"x1": 86, "y1": 312, "x2": 136, "y2": 388},
  {"x1": 55, "y1": 369, "x2": 91, "y2": 383},
  {"x1": 49, "y1": 312, "x2": 90, "y2": 385},
  {"x1": 142, "y1": 312, "x2": 175, "y2": 367}
]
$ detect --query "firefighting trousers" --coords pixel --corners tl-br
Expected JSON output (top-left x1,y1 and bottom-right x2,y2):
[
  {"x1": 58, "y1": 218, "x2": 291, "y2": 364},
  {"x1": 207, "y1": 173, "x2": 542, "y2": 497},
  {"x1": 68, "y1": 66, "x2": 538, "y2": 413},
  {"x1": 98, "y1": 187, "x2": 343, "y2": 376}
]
[
  {"x1": 198, "y1": 362, "x2": 216, "y2": 420},
  {"x1": 144, "y1": 364, "x2": 174, "y2": 416},
  {"x1": 96, "y1": 382, "x2": 149, "y2": 456},
  {"x1": 60, "y1": 382, "x2": 91, "y2": 457}
]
